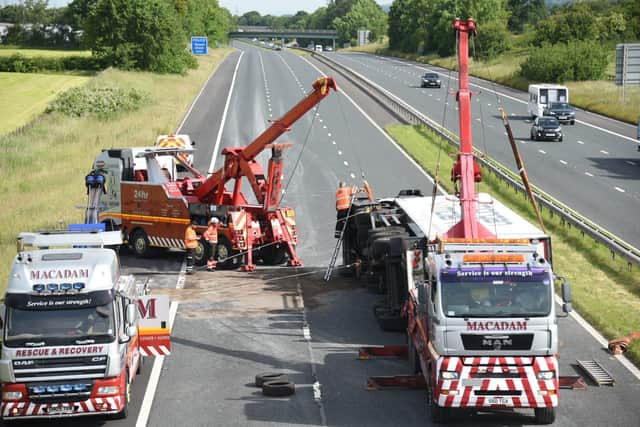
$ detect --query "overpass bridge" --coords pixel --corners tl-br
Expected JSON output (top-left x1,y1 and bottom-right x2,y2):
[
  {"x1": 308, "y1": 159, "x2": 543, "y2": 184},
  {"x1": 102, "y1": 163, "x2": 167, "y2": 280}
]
[{"x1": 229, "y1": 27, "x2": 337, "y2": 49}]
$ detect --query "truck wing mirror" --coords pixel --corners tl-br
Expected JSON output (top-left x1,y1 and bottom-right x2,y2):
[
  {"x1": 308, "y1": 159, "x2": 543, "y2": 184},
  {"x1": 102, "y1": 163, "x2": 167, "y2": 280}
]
[
  {"x1": 126, "y1": 303, "x2": 137, "y2": 325},
  {"x1": 560, "y1": 279, "x2": 572, "y2": 314},
  {"x1": 126, "y1": 325, "x2": 138, "y2": 338}
]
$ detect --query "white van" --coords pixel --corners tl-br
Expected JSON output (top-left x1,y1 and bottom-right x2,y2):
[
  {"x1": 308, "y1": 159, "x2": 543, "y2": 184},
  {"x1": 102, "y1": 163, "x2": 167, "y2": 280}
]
[
  {"x1": 527, "y1": 84, "x2": 569, "y2": 118},
  {"x1": 315, "y1": 45, "x2": 323, "y2": 52}
]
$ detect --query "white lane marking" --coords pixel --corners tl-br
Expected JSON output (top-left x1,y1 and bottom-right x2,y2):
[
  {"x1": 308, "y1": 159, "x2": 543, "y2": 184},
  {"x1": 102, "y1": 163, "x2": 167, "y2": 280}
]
[
  {"x1": 139, "y1": 51, "x2": 244, "y2": 427},
  {"x1": 559, "y1": 160, "x2": 567, "y2": 165},
  {"x1": 585, "y1": 172, "x2": 594, "y2": 177},
  {"x1": 538, "y1": 149, "x2": 546, "y2": 154},
  {"x1": 600, "y1": 150, "x2": 609, "y2": 155},
  {"x1": 555, "y1": 295, "x2": 640, "y2": 381},
  {"x1": 615, "y1": 186, "x2": 625, "y2": 193},
  {"x1": 368, "y1": 54, "x2": 639, "y2": 143},
  {"x1": 350, "y1": 173, "x2": 356, "y2": 179},
  {"x1": 343, "y1": 161, "x2": 349, "y2": 166},
  {"x1": 337, "y1": 150, "x2": 343, "y2": 155},
  {"x1": 207, "y1": 51, "x2": 244, "y2": 175},
  {"x1": 299, "y1": 55, "x2": 443, "y2": 191},
  {"x1": 136, "y1": 263, "x2": 185, "y2": 427},
  {"x1": 577, "y1": 140, "x2": 584, "y2": 145}
]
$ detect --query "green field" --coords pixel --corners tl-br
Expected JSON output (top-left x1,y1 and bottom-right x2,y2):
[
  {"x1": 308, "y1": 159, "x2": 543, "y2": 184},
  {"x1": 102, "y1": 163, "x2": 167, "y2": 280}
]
[
  {"x1": 386, "y1": 124, "x2": 640, "y2": 364},
  {"x1": 0, "y1": 47, "x2": 234, "y2": 289},
  {"x1": 0, "y1": 48, "x2": 91, "y2": 57},
  {"x1": 0, "y1": 72, "x2": 91, "y2": 135}
]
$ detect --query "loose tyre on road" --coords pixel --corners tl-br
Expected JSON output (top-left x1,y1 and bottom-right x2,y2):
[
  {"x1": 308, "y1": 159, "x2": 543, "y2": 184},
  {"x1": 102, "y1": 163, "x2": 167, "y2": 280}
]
[
  {"x1": 262, "y1": 380, "x2": 295, "y2": 397},
  {"x1": 255, "y1": 372, "x2": 289, "y2": 387}
]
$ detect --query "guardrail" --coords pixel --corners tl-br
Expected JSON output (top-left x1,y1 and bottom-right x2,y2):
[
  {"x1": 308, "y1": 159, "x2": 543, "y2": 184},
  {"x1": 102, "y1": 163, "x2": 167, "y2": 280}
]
[{"x1": 309, "y1": 50, "x2": 640, "y2": 269}]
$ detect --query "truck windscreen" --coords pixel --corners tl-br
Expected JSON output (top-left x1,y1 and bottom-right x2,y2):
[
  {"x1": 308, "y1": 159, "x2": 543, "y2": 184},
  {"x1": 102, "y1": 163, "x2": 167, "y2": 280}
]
[
  {"x1": 4, "y1": 303, "x2": 116, "y2": 347},
  {"x1": 440, "y1": 268, "x2": 552, "y2": 318}
]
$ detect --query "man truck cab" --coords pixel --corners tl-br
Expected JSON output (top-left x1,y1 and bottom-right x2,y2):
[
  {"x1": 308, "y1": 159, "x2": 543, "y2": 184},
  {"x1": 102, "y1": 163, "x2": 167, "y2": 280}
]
[{"x1": 527, "y1": 84, "x2": 569, "y2": 118}]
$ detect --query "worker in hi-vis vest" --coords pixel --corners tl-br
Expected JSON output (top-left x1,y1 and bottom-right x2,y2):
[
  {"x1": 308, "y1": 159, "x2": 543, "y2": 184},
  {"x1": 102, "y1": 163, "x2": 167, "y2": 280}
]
[
  {"x1": 203, "y1": 217, "x2": 220, "y2": 271},
  {"x1": 184, "y1": 219, "x2": 200, "y2": 274},
  {"x1": 335, "y1": 181, "x2": 357, "y2": 237}
]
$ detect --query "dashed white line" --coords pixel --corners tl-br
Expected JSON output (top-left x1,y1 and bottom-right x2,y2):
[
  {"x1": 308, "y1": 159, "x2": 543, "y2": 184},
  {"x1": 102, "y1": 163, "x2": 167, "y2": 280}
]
[
  {"x1": 538, "y1": 149, "x2": 546, "y2": 154},
  {"x1": 585, "y1": 172, "x2": 594, "y2": 177},
  {"x1": 600, "y1": 150, "x2": 609, "y2": 155},
  {"x1": 615, "y1": 186, "x2": 625, "y2": 193},
  {"x1": 577, "y1": 140, "x2": 584, "y2": 145},
  {"x1": 559, "y1": 160, "x2": 567, "y2": 165}
]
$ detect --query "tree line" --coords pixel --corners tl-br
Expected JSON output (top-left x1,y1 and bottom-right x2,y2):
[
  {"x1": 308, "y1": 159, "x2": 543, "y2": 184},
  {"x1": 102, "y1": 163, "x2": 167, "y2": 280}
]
[{"x1": 1, "y1": 0, "x2": 231, "y2": 74}]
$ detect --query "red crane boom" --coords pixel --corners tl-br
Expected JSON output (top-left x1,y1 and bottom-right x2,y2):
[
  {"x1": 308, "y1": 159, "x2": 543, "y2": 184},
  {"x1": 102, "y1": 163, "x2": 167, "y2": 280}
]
[{"x1": 444, "y1": 18, "x2": 494, "y2": 239}]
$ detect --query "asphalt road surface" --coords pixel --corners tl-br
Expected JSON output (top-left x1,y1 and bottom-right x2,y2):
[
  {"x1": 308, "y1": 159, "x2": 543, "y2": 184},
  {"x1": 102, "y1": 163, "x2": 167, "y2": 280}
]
[
  {"x1": 14, "y1": 44, "x2": 639, "y2": 426},
  {"x1": 324, "y1": 51, "x2": 640, "y2": 251}
]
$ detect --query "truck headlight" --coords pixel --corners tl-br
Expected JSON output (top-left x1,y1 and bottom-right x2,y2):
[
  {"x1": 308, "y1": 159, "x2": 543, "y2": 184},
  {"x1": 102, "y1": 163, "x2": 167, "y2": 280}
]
[
  {"x1": 97, "y1": 386, "x2": 119, "y2": 395},
  {"x1": 2, "y1": 391, "x2": 23, "y2": 400},
  {"x1": 440, "y1": 371, "x2": 459, "y2": 380},
  {"x1": 536, "y1": 371, "x2": 555, "y2": 380}
]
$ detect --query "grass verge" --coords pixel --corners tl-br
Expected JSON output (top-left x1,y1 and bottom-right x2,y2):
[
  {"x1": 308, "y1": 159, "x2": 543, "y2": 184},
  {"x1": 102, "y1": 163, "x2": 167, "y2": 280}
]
[
  {"x1": 0, "y1": 47, "x2": 91, "y2": 57},
  {"x1": 0, "y1": 72, "x2": 92, "y2": 135},
  {"x1": 386, "y1": 123, "x2": 640, "y2": 365},
  {"x1": 0, "y1": 47, "x2": 234, "y2": 289}
]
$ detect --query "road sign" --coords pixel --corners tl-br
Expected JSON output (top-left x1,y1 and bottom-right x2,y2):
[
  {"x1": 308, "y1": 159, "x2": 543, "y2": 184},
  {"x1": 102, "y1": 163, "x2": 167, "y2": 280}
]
[
  {"x1": 191, "y1": 36, "x2": 208, "y2": 55},
  {"x1": 615, "y1": 43, "x2": 640, "y2": 86}
]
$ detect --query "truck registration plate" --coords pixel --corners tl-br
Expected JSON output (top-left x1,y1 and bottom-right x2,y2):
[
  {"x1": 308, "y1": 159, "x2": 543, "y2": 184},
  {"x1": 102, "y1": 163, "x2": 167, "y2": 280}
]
[
  {"x1": 487, "y1": 397, "x2": 511, "y2": 405},
  {"x1": 46, "y1": 405, "x2": 75, "y2": 415}
]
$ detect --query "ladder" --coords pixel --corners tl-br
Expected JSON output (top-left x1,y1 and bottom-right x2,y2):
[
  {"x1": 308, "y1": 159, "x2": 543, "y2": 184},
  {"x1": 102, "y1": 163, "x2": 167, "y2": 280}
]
[
  {"x1": 324, "y1": 188, "x2": 358, "y2": 282},
  {"x1": 84, "y1": 172, "x2": 106, "y2": 224},
  {"x1": 576, "y1": 360, "x2": 615, "y2": 386}
]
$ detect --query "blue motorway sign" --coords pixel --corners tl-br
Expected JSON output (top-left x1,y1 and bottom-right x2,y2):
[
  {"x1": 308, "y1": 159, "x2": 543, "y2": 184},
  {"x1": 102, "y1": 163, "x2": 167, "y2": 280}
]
[{"x1": 191, "y1": 36, "x2": 208, "y2": 55}]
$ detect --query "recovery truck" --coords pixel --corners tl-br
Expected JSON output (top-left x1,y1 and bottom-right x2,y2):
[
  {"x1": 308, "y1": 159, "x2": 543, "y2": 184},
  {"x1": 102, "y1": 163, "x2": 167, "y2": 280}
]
[
  {"x1": 0, "y1": 229, "x2": 170, "y2": 421},
  {"x1": 93, "y1": 77, "x2": 337, "y2": 271},
  {"x1": 336, "y1": 19, "x2": 571, "y2": 424}
]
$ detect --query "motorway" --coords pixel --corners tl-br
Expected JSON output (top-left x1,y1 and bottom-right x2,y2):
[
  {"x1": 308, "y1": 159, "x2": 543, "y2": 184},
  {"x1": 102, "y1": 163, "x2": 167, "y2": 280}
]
[
  {"x1": 324, "y1": 51, "x2": 640, "y2": 251},
  {"x1": 16, "y1": 43, "x2": 640, "y2": 426}
]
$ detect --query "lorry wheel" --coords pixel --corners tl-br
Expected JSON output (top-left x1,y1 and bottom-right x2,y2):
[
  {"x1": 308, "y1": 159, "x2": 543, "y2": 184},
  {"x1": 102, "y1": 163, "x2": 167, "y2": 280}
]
[
  {"x1": 262, "y1": 380, "x2": 295, "y2": 397},
  {"x1": 194, "y1": 239, "x2": 209, "y2": 266},
  {"x1": 260, "y1": 244, "x2": 287, "y2": 265},
  {"x1": 430, "y1": 402, "x2": 450, "y2": 424},
  {"x1": 255, "y1": 372, "x2": 289, "y2": 387},
  {"x1": 130, "y1": 230, "x2": 149, "y2": 257},
  {"x1": 216, "y1": 236, "x2": 237, "y2": 269},
  {"x1": 534, "y1": 407, "x2": 556, "y2": 424}
]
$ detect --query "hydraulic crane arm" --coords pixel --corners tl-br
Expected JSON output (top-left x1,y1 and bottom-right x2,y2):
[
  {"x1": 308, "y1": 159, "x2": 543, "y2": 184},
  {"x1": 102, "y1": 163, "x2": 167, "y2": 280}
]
[{"x1": 194, "y1": 77, "x2": 338, "y2": 202}]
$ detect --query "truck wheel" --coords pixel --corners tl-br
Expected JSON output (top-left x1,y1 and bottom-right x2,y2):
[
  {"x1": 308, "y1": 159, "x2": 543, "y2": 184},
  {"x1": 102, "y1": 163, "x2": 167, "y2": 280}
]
[
  {"x1": 255, "y1": 372, "x2": 289, "y2": 387},
  {"x1": 194, "y1": 239, "x2": 209, "y2": 266},
  {"x1": 260, "y1": 244, "x2": 287, "y2": 265},
  {"x1": 262, "y1": 380, "x2": 295, "y2": 397},
  {"x1": 430, "y1": 402, "x2": 450, "y2": 424},
  {"x1": 130, "y1": 229, "x2": 149, "y2": 257},
  {"x1": 216, "y1": 236, "x2": 237, "y2": 269},
  {"x1": 534, "y1": 407, "x2": 556, "y2": 424}
]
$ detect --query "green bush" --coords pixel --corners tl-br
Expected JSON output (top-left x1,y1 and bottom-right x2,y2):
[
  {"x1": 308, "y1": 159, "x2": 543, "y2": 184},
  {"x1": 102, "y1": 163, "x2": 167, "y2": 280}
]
[
  {"x1": 520, "y1": 40, "x2": 607, "y2": 82},
  {"x1": 473, "y1": 21, "x2": 512, "y2": 60},
  {"x1": 0, "y1": 54, "x2": 103, "y2": 73},
  {"x1": 46, "y1": 86, "x2": 148, "y2": 118}
]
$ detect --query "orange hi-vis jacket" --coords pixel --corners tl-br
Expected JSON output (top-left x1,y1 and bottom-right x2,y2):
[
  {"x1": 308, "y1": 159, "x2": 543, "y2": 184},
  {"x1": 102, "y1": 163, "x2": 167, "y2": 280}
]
[
  {"x1": 336, "y1": 186, "x2": 355, "y2": 211},
  {"x1": 203, "y1": 224, "x2": 218, "y2": 244},
  {"x1": 185, "y1": 225, "x2": 199, "y2": 249}
]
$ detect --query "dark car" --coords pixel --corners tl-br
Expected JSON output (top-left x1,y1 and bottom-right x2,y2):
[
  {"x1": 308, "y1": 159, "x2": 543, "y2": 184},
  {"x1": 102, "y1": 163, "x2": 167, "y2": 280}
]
[
  {"x1": 543, "y1": 102, "x2": 575, "y2": 125},
  {"x1": 531, "y1": 117, "x2": 563, "y2": 142},
  {"x1": 421, "y1": 72, "x2": 441, "y2": 88}
]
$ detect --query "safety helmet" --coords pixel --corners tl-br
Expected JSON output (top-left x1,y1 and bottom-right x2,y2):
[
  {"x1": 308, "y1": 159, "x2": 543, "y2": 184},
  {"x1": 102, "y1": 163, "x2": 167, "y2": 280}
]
[{"x1": 209, "y1": 217, "x2": 219, "y2": 224}]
